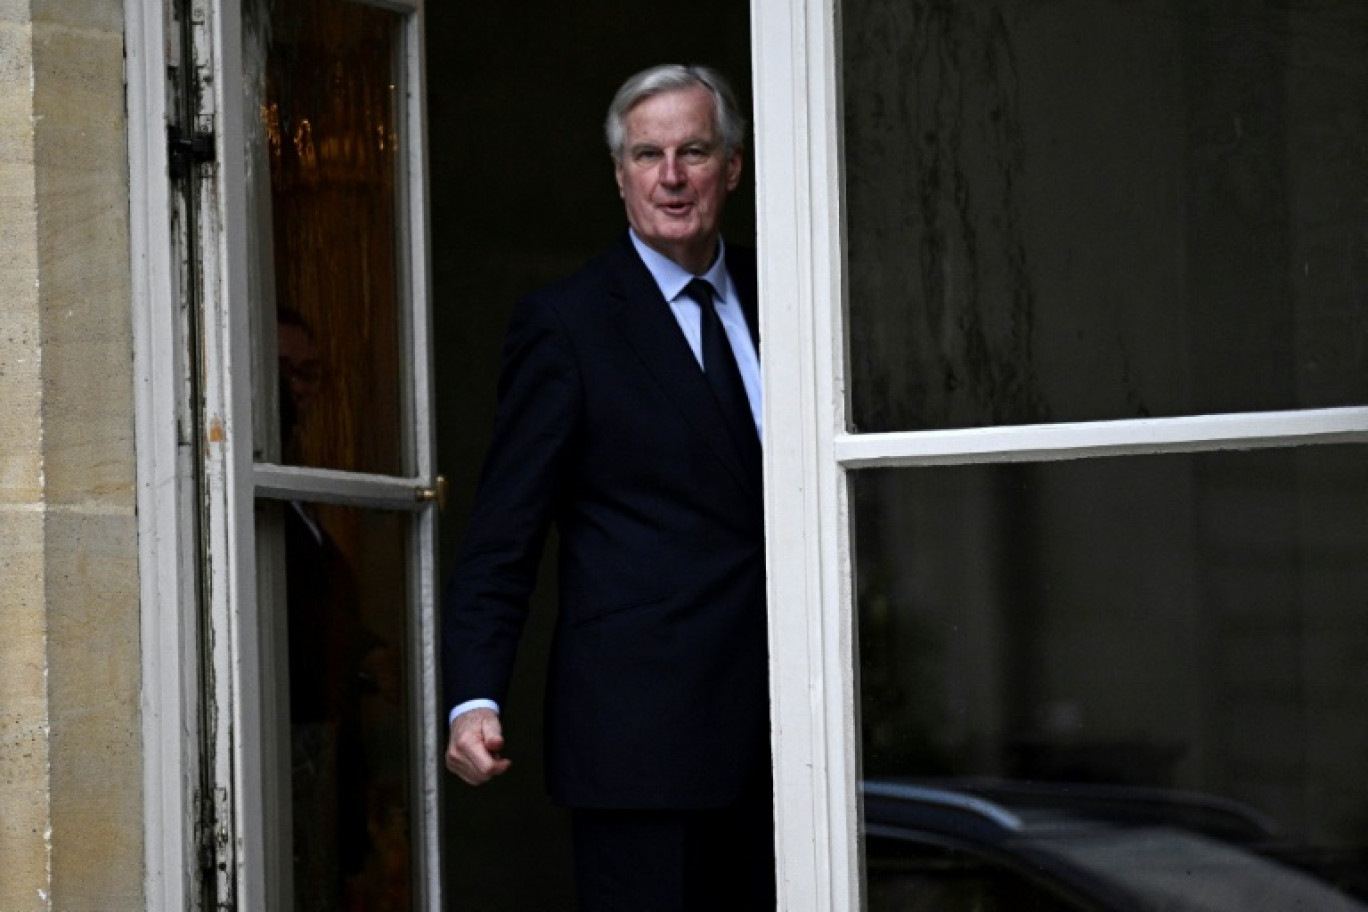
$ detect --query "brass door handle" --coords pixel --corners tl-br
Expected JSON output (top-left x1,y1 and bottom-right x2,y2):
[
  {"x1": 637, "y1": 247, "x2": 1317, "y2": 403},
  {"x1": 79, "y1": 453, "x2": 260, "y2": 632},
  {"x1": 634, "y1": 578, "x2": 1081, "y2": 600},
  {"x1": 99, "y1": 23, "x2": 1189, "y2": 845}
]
[{"x1": 415, "y1": 474, "x2": 447, "y2": 511}]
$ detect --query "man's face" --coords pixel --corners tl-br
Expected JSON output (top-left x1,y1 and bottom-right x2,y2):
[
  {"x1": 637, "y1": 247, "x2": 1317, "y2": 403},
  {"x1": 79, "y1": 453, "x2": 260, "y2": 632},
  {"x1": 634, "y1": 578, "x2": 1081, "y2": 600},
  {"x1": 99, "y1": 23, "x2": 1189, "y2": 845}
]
[{"x1": 614, "y1": 85, "x2": 743, "y2": 275}]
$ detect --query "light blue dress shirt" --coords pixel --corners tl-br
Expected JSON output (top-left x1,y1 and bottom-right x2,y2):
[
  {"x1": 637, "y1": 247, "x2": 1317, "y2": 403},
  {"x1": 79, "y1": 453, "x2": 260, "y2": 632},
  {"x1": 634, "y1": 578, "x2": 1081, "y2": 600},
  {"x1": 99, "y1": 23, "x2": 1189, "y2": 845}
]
[{"x1": 628, "y1": 230, "x2": 764, "y2": 438}]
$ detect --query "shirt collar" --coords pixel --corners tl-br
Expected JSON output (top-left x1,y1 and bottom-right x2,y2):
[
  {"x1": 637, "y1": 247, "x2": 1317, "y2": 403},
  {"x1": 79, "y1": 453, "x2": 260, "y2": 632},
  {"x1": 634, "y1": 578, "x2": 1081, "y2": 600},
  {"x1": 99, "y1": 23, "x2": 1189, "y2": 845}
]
[{"x1": 628, "y1": 228, "x2": 732, "y2": 304}]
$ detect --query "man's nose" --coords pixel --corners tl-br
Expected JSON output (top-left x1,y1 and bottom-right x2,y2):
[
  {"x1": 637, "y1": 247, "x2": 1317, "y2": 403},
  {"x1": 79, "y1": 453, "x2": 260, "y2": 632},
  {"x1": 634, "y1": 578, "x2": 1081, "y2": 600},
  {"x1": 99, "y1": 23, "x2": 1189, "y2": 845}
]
[{"x1": 659, "y1": 154, "x2": 685, "y2": 186}]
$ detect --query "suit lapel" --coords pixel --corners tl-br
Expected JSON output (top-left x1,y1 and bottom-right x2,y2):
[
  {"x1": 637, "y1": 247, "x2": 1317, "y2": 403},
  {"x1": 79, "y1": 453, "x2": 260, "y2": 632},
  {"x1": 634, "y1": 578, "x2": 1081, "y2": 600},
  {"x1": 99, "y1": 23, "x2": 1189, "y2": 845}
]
[{"x1": 606, "y1": 236, "x2": 761, "y2": 498}]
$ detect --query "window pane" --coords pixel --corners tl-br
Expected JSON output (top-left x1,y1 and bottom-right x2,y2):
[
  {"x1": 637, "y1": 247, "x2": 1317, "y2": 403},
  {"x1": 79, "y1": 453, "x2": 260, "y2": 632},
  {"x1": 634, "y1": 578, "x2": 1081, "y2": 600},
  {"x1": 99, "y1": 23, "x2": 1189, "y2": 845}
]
[
  {"x1": 249, "y1": 0, "x2": 407, "y2": 473},
  {"x1": 865, "y1": 838, "x2": 1088, "y2": 912},
  {"x1": 258, "y1": 501, "x2": 414, "y2": 909},
  {"x1": 854, "y1": 447, "x2": 1368, "y2": 907},
  {"x1": 842, "y1": 1, "x2": 1368, "y2": 432}
]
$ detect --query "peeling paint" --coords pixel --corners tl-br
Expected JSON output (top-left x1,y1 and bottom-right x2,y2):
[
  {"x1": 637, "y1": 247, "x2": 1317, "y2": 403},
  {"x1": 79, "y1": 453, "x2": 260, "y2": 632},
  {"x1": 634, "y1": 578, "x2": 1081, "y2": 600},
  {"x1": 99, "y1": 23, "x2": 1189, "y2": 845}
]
[{"x1": 207, "y1": 416, "x2": 224, "y2": 443}]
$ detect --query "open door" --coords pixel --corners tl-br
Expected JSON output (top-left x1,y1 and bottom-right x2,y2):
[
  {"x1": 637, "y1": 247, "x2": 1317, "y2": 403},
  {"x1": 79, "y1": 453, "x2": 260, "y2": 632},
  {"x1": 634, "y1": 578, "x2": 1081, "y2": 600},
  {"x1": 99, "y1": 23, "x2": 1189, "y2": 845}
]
[
  {"x1": 243, "y1": 1, "x2": 440, "y2": 906},
  {"x1": 169, "y1": 0, "x2": 441, "y2": 905}
]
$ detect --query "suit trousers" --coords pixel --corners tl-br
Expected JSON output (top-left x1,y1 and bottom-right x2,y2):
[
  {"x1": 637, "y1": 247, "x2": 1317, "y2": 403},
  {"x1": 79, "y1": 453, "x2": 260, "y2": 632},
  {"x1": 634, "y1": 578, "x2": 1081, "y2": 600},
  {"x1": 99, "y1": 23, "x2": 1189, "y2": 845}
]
[{"x1": 570, "y1": 769, "x2": 776, "y2": 911}]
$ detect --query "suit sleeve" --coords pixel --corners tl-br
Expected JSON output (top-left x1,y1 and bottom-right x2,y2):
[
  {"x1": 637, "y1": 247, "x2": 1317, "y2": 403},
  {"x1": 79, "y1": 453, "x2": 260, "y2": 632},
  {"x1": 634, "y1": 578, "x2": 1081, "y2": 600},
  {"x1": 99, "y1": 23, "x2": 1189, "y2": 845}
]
[{"x1": 441, "y1": 294, "x2": 581, "y2": 714}]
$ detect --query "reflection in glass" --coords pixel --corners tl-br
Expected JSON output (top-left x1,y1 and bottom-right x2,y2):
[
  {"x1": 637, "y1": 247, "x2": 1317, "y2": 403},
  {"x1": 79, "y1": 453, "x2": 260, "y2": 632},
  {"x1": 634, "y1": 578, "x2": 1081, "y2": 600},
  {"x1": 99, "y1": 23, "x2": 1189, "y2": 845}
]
[
  {"x1": 842, "y1": 0, "x2": 1368, "y2": 432},
  {"x1": 854, "y1": 447, "x2": 1368, "y2": 908},
  {"x1": 259, "y1": 501, "x2": 413, "y2": 910},
  {"x1": 864, "y1": 838, "x2": 1085, "y2": 912},
  {"x1": 251, "y1": 0, "x2": 406, "y2": 473}
]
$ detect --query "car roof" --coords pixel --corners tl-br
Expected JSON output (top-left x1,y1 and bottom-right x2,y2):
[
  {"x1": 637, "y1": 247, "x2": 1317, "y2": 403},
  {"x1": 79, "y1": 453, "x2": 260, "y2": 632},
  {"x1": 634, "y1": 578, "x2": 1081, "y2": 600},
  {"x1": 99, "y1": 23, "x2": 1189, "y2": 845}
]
[
  {"x1": 863, "y1": 777, "x2": 1278, "y2": 843},
  {"x1": 862, "y1": 778, "x2": 1368, "y2": 912}
]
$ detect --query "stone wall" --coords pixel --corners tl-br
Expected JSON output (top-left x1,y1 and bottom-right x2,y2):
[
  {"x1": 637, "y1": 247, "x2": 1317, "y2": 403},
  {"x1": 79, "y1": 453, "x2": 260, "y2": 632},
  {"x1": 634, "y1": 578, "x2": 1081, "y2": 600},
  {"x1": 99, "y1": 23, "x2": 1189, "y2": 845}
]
[{"x1": 0, "y1": 0, "x2": 142, "y2": 908}]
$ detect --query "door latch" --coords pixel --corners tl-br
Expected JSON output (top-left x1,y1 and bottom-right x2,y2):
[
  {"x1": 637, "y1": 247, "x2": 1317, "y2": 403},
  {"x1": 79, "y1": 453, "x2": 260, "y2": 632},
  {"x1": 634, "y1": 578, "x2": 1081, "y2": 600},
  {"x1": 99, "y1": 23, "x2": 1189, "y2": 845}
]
[{"x1": 416, "y1": 475, "x2": 448, "y2": 511}]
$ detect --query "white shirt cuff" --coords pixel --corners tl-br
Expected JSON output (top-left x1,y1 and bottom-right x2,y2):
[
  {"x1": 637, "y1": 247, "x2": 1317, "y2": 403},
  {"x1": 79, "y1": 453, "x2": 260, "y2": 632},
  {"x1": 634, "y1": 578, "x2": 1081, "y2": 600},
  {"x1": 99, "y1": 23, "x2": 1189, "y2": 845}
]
[{"x1": 449, "y1": 699, "x2": 500, "y2": 725}]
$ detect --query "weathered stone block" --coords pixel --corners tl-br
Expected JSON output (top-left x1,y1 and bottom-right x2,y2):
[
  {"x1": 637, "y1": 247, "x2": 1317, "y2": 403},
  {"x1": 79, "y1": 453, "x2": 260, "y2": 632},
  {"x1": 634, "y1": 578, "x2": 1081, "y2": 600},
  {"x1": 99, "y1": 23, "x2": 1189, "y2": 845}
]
[
  {"x1": 31, "y1": 0, "x2": 123, "y2": 32},
  {"x1": 46, "y1": 507, "x2": 142, "y2": 909},
  {"x1": 33, "y1": 20, "x2": 134, "y2": 510},
  {"x1": 0, "y1": 508, "x2": 51, "y2": 912}
]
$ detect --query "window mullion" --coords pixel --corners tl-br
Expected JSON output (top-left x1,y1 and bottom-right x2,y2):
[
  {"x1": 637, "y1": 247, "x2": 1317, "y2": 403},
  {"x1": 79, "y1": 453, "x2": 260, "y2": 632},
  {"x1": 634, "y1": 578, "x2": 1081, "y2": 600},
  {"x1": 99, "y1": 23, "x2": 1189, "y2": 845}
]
[
  {"x1": 835, "y1": 406, "x2": 1368, "y2": 470},
  {"x1": 754, "y1": 0, "x2": 859, "y2": 909}
]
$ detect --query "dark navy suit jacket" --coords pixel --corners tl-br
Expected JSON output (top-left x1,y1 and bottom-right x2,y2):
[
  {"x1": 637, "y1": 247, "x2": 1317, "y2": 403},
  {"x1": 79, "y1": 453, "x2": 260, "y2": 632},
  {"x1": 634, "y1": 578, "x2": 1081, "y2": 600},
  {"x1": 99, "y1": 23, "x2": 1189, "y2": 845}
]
[{"x1": 442, "y1": 233, "x2": 769, "y2": 809}]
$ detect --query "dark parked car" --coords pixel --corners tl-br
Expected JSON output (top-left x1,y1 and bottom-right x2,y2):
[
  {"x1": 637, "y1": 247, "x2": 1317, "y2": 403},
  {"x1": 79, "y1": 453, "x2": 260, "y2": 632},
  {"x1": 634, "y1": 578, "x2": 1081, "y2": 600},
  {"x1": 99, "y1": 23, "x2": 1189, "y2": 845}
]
[{"x1": 863, "y1": 778, "x2": 1368, "y2": 911}]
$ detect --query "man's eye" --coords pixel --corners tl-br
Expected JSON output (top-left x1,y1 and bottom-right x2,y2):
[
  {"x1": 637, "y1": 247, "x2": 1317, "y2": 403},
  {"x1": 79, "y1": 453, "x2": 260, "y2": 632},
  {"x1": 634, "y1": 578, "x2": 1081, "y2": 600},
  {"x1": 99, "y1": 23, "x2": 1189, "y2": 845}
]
[{"x1": 635, "y1": 149, "x2": 662, "y2": 163}]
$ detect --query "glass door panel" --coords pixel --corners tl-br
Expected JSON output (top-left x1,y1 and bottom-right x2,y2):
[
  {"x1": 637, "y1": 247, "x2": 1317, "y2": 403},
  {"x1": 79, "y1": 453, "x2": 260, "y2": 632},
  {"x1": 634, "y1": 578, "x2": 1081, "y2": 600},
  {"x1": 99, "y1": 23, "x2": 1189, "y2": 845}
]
[
  {"x1": 251, "y1": 0, "x2": 406, "y2": 475},
  {"x1": 853, "y1": 448, "x2": 1368, "y2": 907},
  {"x1": 864, "y1": 839, "x2": 1089, "y2": 912},
  {"x1": 259, "y1": 501, "x2": 415, "y2": 909},
  {"x1": 838, "y1": 3, "x2": 1368, "y2": 906},
  {"x1": 841, "y1": 0, "x2": 1368, "y2": 433}
]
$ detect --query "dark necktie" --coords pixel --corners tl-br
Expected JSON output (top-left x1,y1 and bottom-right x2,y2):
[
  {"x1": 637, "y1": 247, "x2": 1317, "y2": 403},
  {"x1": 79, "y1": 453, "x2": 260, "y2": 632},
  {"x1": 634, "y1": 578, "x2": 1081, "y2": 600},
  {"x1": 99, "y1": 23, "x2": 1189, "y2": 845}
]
[{"x1": 684, "y1": 278, "x2": 760, "y2": 471}]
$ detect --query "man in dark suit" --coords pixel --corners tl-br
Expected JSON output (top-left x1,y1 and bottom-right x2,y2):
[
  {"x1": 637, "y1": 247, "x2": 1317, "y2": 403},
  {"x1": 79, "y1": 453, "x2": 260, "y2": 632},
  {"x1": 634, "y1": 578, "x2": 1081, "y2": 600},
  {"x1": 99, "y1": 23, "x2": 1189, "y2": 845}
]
[{"x1": 441, "y1": 64, "x2": 773, "y2": 909}]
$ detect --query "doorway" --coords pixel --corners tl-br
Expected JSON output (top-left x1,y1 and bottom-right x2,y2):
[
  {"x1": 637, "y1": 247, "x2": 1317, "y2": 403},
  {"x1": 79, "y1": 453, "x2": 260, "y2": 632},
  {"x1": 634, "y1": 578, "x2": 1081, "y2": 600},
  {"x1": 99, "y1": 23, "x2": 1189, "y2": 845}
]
[{"x1": 424, "y1": 4, "x2": 753, "y2": 907}]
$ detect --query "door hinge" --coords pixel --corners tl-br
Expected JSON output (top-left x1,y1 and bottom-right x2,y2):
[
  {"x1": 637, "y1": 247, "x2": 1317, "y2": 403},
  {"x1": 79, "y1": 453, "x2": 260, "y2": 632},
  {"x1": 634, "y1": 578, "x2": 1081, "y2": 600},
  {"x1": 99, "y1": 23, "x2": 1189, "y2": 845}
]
[{"x1": 168, "y1": 124, "x2": 216, "y2": 179}]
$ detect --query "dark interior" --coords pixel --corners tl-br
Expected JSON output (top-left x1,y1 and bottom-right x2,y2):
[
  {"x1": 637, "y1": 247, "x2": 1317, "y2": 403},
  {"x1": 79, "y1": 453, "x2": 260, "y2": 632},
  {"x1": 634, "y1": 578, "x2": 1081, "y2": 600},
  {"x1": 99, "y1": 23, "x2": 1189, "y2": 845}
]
[{"x1": 425, "y1": 6, "x2": 753, "y2": 906}]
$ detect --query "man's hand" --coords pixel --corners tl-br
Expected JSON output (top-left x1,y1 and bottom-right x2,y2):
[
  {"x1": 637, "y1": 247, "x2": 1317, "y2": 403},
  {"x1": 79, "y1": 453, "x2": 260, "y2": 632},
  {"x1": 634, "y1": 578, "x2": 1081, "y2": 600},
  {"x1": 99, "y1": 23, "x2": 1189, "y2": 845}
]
[{"x1": 445, "y1": 707, "x2": 512, "y2": 785}]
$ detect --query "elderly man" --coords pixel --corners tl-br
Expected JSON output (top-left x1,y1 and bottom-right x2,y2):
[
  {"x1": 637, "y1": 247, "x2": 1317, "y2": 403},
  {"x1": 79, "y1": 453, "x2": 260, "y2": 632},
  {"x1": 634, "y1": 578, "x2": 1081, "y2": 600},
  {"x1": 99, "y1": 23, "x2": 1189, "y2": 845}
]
[{"x1": 441, "y1": 64, "x2": 773, "y2": 909}]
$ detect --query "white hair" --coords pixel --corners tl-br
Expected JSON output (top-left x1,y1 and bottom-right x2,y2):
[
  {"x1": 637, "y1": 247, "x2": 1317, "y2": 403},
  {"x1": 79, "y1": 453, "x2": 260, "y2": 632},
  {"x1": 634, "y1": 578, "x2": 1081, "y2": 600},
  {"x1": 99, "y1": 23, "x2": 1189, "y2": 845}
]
[{"x1": 605, "y1": 64, "x2": 747, "y2": 159}]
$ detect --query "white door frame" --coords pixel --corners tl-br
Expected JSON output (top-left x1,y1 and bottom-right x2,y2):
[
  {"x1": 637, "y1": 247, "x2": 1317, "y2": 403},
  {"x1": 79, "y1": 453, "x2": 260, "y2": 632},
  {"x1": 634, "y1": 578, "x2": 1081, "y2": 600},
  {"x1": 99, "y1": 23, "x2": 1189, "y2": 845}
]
[
  {"x1": 128, "y1": 0, "x2": 204, "y2": 905},
  {"x1": 748, "y1": 1, "x2": 1368, "y2": 909},
  {"x1": 750, "y1": 0, "x2": 860, "y2": 908}
]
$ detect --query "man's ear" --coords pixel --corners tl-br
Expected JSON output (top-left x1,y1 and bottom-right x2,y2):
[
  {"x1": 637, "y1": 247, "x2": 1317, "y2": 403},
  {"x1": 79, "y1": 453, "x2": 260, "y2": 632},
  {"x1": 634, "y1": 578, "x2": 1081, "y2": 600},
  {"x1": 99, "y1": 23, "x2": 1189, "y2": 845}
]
[
  {"x1": 725, "y1": 148, "x2": 744, "y2": 192},
  {"x1": 612, "y1": 155, "x2": 625, "y2": 198}
]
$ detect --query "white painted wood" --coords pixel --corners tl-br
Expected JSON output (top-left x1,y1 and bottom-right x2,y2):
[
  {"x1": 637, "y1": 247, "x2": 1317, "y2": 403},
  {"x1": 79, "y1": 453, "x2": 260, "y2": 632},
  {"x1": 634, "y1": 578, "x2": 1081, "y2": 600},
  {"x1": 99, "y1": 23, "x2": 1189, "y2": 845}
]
[
  {"x1": 253, "y1": 463, "x2": 433, "y2": 510},
  {"x1": 200, "y1": 0, "x2": 267, "y2": 905},
  {"x1": 396, "y1": 6, "x2": 446, "y2": 907},
  {"x1": 753, "y1": 0, "x2": 861, "y2": 909},
  {"x1": 834, "y1": 407, "x2": 1368, "y2": 469},
  {"x1": 411, "y1": 503, "x2": 444, "y2": 912},
  {"x1": 127, "y1": 0, "x2": 200, "y2": 906}
]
